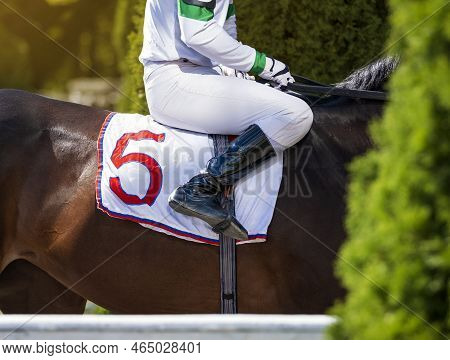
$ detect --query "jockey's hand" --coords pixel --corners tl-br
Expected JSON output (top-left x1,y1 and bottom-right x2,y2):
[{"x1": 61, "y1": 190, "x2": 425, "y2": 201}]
[
  {"x1": 259, "y1": 57, "x2": 294, "y2": 87},
  {"x1": 218, "y1": 65, "x2": 255, "y2": 81}
]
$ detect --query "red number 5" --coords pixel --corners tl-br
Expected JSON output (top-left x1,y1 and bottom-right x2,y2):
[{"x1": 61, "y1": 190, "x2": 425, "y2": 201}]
[{"x1": 109, "y1": 130, "x2": 165, "y2": 207}]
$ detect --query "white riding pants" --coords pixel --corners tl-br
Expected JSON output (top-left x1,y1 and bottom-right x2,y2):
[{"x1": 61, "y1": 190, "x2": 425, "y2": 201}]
[{"x1": 144, "y1": 62, "x2": 313, "y2": 150}]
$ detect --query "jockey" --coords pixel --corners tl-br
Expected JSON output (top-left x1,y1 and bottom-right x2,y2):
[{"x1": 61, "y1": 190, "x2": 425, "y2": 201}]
[{"x1": 140, "y1": 0, "x2": 313, "y2": 240}]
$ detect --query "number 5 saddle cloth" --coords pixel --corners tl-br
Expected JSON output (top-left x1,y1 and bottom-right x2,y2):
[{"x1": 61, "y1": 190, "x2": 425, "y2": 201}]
[{"x1": 96, "y1": 112, "x2": 284, "y2": 246}]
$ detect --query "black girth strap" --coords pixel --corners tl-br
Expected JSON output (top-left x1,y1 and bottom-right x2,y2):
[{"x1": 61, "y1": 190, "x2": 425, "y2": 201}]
[{"x1": 211, "y1": 134, "x2": 238, "y2": 314}]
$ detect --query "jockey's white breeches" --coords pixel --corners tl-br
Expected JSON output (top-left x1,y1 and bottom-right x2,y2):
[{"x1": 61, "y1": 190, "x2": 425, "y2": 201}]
[{"x1": 144, "y1": 62, "x2": 313, "y2": 150}]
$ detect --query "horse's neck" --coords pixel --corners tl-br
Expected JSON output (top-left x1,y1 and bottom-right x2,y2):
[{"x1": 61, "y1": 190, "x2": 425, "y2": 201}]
[
  {"x1": 311, "y1": 99, "x2": 382, "y2": 157},
  {"x1": 287, "y1": 100, "x2": 381, "y2": 195}
]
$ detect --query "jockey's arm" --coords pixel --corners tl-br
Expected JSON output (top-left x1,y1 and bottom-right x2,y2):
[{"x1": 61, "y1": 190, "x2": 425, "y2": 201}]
[
  {"x1": 223, "y1": 1, "x2": 237, "y2": 40},
  {"x1": 178, "y1": 0, "x2": 265, "y2": 75},
  {"x1": 220, "y1": 2, "x2": 252, "y2": 78}
]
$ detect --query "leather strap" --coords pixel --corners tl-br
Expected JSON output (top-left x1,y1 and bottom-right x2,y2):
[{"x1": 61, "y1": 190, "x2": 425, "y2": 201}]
[{"x1": 211, "y1": 134, "x2": 238, "y2": 315}]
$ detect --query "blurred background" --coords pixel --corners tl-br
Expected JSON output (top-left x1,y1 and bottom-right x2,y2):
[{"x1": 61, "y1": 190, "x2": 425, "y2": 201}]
[
  {"x1": 0, "y1": 0, "x2": 448, "y2": 339},
  {"x1": 0, "y1": 0, "x2": 389, "y2": 111},
  {"x1": 0, "y1": 0, "x2": 129, "y2": 108}
]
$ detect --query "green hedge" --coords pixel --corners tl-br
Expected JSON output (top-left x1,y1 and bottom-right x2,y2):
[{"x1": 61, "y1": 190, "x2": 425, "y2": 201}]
[
  {"x1": 0, "y1": 0, "x2": 123, "y2": 90},
  {"x1": 118, "y1": 0, "x2": 388, "y2": 112},
  {"x1": 118, "y1": 0, "x2": 147, "y2": 113},
  {"x1": 237, "y1": 0, "x2": 388, "y2": 82},
  {"x1": 329, "y1": 0, "x2": 449, "y2": 339}
]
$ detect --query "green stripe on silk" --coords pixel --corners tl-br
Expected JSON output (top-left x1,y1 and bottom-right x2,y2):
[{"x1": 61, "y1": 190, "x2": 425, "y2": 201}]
[
  {"x1": 250, "y1": 51, "x2": 267, "y2": 76},
  {"x1": 226, "y1": 4, "x2": 236, "y2": 19},
  {"x1": 178, "y1": 0, "x2": 214, "y2": 22}
]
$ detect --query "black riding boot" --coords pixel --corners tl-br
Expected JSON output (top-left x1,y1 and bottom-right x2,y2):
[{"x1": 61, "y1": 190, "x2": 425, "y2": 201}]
[{"x1": 169, "y1": 125, "x2": 275, "y2": 240}]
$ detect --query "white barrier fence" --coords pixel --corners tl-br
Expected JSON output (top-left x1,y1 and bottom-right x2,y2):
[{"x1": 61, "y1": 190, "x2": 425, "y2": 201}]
[{"x1": 0, "y1": 315, "x2": 335, "y2": 340}]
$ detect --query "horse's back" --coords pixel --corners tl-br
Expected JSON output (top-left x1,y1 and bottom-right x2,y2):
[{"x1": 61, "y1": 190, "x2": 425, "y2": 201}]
[
  {"x1": 0, "y1": 90, "x2": 33, "y2": 144},
  {"x1": 0, "y1": 89, "x2": 108, "y2": 137}
]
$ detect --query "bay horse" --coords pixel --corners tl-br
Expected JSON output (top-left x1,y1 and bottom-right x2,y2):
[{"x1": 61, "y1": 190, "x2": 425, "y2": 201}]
[{"x1": 0, "y1": 58, "x2": 396, "y2": 314}]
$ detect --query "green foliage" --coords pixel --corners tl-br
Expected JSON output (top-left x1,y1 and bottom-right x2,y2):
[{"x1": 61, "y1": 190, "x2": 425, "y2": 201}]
[
  {"x1": 118, "y1": 0, "x2": 388, "y2": 112},
  {"x1": 0, "y1": 22, "x2": 31, "y2": 88},
  {"x1": 117, "y1": 0, "x2": 148, "y2": 113},
  {"x1": 83, "y1": 302, "x2": 111, "y2": 315},
  {"x1": 237, "y1": 0, "x2": 389, "y2": 83},
  {"x1": 0, "y1": 0, "x2": 125, "y2": 90},
  {"x1": 329, "y1": 0, "x2": 449, "y2": 339},
  {"x1": 86, "y1": 305, "x2": 111, "y2": 315},
  {"x1": 113, "y1": 0, "x2": 133, "y2": 73}
]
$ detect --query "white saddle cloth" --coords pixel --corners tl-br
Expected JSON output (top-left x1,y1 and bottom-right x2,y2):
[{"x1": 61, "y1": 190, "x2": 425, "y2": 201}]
[{"x1": 96, "y1": 113, "x2": 283, "y2": 246}]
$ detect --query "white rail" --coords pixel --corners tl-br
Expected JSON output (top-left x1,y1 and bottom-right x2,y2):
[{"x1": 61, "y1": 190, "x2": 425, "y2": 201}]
[{"x1": 0, "y1": 315, "x2": 335, "y2": 340}]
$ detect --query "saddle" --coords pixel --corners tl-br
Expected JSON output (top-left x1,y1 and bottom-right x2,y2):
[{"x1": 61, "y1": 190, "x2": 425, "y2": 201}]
[{"x1": 96, "y1": 112, "x2": 283, "y2": 246}]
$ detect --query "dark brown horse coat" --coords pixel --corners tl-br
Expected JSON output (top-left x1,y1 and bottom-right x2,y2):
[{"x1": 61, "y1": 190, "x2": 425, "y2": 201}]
[{"x1": 0, "y1": 59, "x2": 395, "y2": 314}]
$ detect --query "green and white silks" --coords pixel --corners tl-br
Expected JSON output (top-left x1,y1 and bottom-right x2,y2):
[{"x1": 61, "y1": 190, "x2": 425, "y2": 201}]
[{"x1": 140, "y1": 0, "x2": 266, "y2": 75}]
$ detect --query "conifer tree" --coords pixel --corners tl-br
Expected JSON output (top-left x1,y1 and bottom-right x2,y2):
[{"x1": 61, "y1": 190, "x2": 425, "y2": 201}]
[{"x1": 329, "y1": 0, "x2": 449, "y2": 339}]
